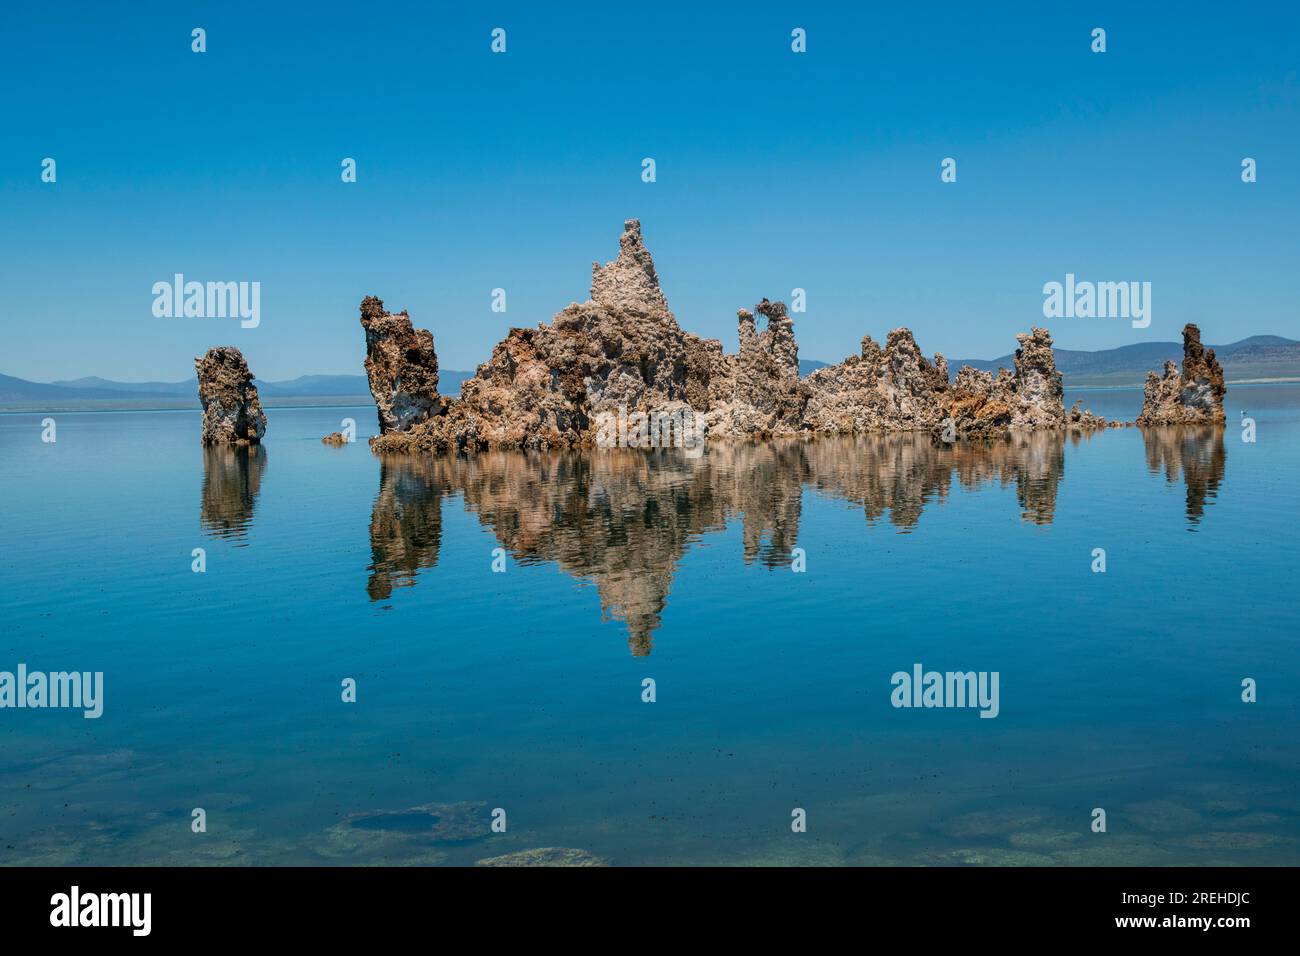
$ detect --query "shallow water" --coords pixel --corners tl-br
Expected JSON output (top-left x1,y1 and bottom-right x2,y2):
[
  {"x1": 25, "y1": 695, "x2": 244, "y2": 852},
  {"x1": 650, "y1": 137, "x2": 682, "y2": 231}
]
[{"x1": 1, "y1": 385, "x2": 1297, "y2": 865}]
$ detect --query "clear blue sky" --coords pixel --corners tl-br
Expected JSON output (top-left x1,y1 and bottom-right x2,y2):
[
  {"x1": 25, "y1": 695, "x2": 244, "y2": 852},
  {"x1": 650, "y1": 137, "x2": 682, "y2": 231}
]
[{"x1": 2, "y1": 1, "x2": 1297, "y2": 381}]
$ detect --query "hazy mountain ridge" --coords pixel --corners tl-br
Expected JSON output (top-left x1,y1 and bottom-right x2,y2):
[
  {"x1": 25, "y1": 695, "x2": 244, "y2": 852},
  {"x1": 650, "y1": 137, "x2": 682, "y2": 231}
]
[
  {"x1": 950, "y1": 334, "x2": 1300, "y2": 386},
  {"x1": 1, "y1": 371, "x2": 476, "y2": 405}
]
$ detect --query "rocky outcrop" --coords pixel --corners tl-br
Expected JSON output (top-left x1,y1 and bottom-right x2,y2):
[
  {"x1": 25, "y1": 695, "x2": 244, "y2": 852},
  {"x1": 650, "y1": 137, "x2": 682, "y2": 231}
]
[
  {"x1": 360, "y1": 296, "x2": 442, "y2": 436},
  {"x1": 1136, "y1": 324, "x2": 1226, "y2": 425},
  {"x1": 370, "y1": 219, "x2": 723, "y2": 454},
  {"x1": 364, "y1": 220, "x2": 1117, "y2": 454},
  {"x1": 1006, "y1": 328, "x2": 1067, "y2": 428},
  {"x1": 805, "y1": 329, "x2": 951, "y2": 435},
  {"x1": 195, "y1": 346, "x2": 266, "y2": 446},
  {"x1": 938, "y1": 366, "x2": 1014, "y2": 441},
  {"x1": 806, "y1": 326, "x2": 1105, "y2": 442},
  {"x1": 938, "y1": 328, "x2": 1080, "y2": 438},
  {"x1": 1067, "y1": 400, "x2": 1124, "y2": 429},
  {"x1": 706, "y1": 299, "x2": 810, "y2": 437},
  {"x1": 322, "y1": 432, "x2": 348, "y2": 446}
]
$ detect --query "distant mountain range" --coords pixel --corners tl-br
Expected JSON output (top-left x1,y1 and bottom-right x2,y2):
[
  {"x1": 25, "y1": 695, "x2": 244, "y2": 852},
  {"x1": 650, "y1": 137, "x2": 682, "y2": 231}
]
[
  {"x1": 950, "y1": 335, "x2": 1300, "y2": 387},
  {"x1": 0, "y1": 371, "x2": 474, "y2": 408},
  {"x1": 4, "y1": 335, "x2": 1299, "y2": 408}
]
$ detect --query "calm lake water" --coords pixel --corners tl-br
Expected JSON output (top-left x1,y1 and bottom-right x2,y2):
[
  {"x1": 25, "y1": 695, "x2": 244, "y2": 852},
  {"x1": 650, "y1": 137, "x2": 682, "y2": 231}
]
[{"x1": 2, "y1": 385, "x2": 1298, "y2": 865}]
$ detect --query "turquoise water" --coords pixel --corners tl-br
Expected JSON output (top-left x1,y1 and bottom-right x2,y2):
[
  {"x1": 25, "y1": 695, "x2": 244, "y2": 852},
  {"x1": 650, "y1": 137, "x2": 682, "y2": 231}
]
[{"x1": 1, "y1": 386, "x2": 1298, "y2": 865}]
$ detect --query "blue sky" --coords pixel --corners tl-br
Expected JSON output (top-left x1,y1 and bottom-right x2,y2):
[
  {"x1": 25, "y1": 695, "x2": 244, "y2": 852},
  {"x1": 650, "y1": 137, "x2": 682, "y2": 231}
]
[{"x1": 2, "y1": 1, "x2": 1298, "y2": 381}]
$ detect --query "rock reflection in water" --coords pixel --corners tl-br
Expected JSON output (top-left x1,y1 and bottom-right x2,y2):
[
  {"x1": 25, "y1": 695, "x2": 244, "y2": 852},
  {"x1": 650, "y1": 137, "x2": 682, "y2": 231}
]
[
  {"x1": 802, "y1": 431, "x2": 1065, "y2": 528},
  {"x1": 365, "y1": 432, "x2": 1097, "y2": 653},
  {"x1": 199, "y1": 445, "x2": 267, "y2": 542},
  {"x1": 367, "y1": 457, "x2": 445, "y2": 600},
  {"x1": 1141, "y1": 426, "x2": 1227, "y2": 527}
]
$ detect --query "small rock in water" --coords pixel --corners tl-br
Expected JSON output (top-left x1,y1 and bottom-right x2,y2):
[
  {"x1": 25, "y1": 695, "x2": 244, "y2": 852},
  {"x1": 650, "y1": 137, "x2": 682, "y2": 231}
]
[{"x1": 474, "y1": 847, "x2": 609, "y2": 867}]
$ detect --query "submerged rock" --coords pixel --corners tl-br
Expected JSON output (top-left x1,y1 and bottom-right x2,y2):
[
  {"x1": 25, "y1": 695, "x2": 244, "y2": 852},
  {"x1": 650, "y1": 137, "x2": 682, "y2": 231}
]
[
  {"x1": 475, "y1": 847, "x2": 609, "y2": 867},
  {"x1": 334, "y1": 801, "x2": 490, "y2": 846},
  {"x1": 195, "y1": 346, "x2": 266, "y2": 446},
  {"x1": 362, "y1": 220, "x2": 1121, "y2": 454},
  {"x1": 1136, "y1": 324, "x2": 1227, "y2": 425}
]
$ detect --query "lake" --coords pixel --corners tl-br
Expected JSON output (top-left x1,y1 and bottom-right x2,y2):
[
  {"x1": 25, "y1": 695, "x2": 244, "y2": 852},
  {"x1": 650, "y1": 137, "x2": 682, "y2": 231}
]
[{"x1": 1, "y1": 385, "x2": 1297, "y2": 865}]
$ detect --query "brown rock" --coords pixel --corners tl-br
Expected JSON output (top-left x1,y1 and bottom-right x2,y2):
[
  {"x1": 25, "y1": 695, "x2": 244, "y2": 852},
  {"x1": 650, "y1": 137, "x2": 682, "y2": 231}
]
[
  {"x1": 589, "y1": 218, "x2": 669, "y2": 316},
  {"x1": 475, "y1": 847, "x2": 609, "y2": 867},
  {"x1": 322, "y1": 432, "x2": 348, "y2": 446},
  {"x1": 370, "y1": 219, "x2": 721, "y2": 454},
  {"x1": 1007, "y1": 328, "x2": 1065, "y2": 428},
  {"x1": 1067, "y1": 400, "x2": 1109, "y2": 429},
  {"x1": 706, "y1": 299, "x2": 810, "y2": 437},
  {"x1": 806, "y1": 327, "x2": 1050, "y2": 442},
  {"x1": 195, "y1": 346, "x2": 266, "y2": 446},
  {"x1": 1136, "y1": 324, "x2": 1227, "y2": 425},
  {"x1": 362, "y1": 220, "x2": 1120, "y2": 454},
  {"x1": 360, "y1": 295, "x2": 442, "y2": 435},
  {"x1": 805, "y1": 329, "x2": 950, "y2": 434}
]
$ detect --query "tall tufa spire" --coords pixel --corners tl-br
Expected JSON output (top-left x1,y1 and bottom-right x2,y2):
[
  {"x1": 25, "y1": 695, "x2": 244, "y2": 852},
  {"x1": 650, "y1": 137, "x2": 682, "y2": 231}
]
[{"x1": 589, "y1": 219, "x2": 670, "y2": 315}]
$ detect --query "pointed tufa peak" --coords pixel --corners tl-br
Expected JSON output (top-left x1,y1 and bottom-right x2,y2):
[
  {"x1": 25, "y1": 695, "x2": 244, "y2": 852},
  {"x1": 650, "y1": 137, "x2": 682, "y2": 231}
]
[
  {"x1": 1008, "y1": 327, "x2": 1065, "y2": 427},
  {"x1": 590, "y1": 218, "x2": 669, "y2": 315},
  {"x1": 1179, "y1": 322, "x2": 1223, "y2": 385},
  {"x1": 1012, "y1": 328, "x2": 1061, "y2": 384},
  {"x1": 860, "y1": 334, "x2": 882, "y2": 363},
  {"x1": 883, "y1": 327, "x2": 924, "y2": 361}
]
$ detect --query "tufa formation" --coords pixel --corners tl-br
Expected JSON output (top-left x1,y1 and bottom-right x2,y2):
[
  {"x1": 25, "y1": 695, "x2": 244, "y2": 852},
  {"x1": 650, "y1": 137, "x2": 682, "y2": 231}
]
[
  {"x1": 1136, "y1": 324, "x2": 1227, "y2": 426},
  {"x1": 360, "y1": 220, "x2": 1138, "y2": 454},
  {"x1": 195, "y1": 346, "x2": 266, "y2": 446},
  {"x1": 359, "y1": 295, "x2": 443, "y2": 435}
]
